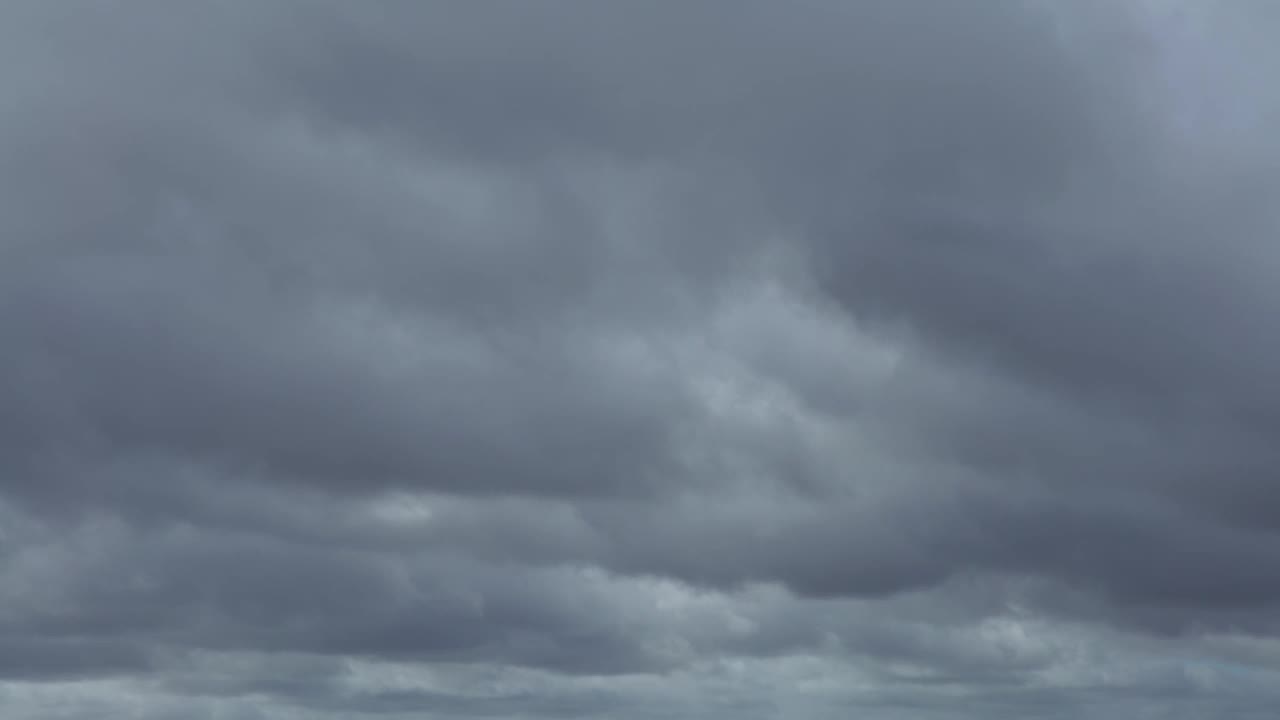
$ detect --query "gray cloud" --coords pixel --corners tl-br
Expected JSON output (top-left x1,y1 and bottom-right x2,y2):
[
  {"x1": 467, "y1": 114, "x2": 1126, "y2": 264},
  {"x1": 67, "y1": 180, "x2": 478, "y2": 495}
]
[{"x1": 3, "y1": 1, "x2": 1280, "y2": 718}]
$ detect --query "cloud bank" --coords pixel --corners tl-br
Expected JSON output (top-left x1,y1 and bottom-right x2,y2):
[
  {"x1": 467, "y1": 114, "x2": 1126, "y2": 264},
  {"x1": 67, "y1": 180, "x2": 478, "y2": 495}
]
[{"x1": 4, "y1": 1, "x2": 1280, "y2": 717}]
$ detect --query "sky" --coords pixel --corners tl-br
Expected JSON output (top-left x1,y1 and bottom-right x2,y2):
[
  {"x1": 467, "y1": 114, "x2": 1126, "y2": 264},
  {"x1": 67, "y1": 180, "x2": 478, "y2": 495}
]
[{"x1": 3, "y1": 1, "x2": 1280, "y2": 718}]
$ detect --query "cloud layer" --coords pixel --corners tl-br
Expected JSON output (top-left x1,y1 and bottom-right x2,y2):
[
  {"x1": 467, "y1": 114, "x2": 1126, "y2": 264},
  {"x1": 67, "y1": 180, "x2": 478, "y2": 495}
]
[{"x1": 4, "y1": 1, "x2": 1280, "y2": 717}]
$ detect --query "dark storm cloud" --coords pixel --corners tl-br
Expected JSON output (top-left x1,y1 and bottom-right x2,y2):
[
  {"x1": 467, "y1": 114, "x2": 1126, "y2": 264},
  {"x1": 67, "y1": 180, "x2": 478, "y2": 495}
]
[{"x1": 4, "y1": 1, "x2": 1280, "y2": 718}]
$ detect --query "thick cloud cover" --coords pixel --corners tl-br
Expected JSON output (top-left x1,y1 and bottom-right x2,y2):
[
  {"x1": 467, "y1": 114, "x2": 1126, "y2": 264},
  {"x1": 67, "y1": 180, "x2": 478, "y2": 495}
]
[{"x1": 4, "y1": 1, "x2": 1280, "y2": 717}]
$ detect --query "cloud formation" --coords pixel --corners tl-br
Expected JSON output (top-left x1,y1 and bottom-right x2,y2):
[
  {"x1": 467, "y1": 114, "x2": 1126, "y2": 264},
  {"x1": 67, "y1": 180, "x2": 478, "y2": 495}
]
[{"x1": 4, "y1": 1, "x2": 1280, "y2": 717}]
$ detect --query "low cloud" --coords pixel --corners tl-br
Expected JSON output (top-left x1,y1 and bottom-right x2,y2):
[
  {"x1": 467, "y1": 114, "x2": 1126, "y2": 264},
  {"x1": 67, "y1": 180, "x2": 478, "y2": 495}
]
[{"x1": 3, "y1": 1, "x2": 1280, "y2": 717}]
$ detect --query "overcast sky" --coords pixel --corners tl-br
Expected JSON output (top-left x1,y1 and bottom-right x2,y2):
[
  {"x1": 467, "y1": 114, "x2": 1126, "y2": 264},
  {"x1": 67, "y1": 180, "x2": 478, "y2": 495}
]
[{"x1": 3, "y1": 1, "x2": 1280, "y2": 718}]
